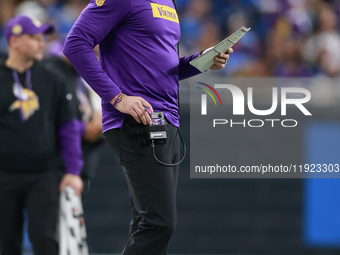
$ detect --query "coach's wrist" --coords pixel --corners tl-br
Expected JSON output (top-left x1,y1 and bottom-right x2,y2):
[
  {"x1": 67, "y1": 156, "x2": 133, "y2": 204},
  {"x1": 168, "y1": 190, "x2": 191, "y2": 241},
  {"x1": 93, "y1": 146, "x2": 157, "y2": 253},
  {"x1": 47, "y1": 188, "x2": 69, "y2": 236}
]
[
  {"x1": 110, "y1": 94, "x2": 119, "y2": 105},
  {"x1": 111, "y1": 92, "x2": 126, "y2": 108},
  {"x1": 110, "y1": 92, "x2": 123, "y2": 105}
]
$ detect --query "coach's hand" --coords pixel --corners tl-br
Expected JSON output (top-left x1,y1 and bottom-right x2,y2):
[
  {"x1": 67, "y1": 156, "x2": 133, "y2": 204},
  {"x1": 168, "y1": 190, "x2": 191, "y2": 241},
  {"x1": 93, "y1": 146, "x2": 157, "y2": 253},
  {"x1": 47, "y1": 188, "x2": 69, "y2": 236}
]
[
  {"x1": 59, "y1": 174, "x2": 83, "y2": 196},
  {"x1": 111, "y1": 95, "x2": 154, "y2": 125},
  {"x1": 202, "y1": 47, "x2": 233, "y2": 71}
]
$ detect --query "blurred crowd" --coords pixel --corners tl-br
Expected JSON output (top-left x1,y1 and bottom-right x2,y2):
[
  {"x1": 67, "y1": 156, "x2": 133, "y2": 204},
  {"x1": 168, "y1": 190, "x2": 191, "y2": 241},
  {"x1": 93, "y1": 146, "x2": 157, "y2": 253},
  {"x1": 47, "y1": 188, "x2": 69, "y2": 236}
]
[{"x1": 1, "y1": 0, "x2": 340, "y2": 77}]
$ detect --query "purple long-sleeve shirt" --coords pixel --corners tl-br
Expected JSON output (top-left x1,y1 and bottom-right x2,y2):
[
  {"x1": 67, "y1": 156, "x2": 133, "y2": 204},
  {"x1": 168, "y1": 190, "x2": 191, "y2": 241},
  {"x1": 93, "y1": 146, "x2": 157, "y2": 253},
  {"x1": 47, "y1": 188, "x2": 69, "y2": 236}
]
[
  {"x1": 59, "y1": 119, "x2": 84, "y2": 176},
  {"x1": 64, "y1": 0, "x2": 201, "y2": 132}
]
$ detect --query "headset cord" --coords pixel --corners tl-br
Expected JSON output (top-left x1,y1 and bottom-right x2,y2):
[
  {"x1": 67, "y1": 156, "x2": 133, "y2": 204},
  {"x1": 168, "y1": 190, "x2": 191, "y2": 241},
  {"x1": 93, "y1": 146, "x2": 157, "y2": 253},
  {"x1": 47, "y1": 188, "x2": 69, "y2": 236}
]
[{"x1": 150, "y1": 131, "x2": 186, "y2": 166}]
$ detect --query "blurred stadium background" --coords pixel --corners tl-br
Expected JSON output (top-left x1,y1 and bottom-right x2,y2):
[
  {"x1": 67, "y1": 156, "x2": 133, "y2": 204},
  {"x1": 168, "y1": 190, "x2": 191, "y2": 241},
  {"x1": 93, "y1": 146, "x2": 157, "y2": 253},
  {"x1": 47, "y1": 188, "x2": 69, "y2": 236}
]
[{"x1": 1, "y1": 0, "x2": 340, "y2": 254}]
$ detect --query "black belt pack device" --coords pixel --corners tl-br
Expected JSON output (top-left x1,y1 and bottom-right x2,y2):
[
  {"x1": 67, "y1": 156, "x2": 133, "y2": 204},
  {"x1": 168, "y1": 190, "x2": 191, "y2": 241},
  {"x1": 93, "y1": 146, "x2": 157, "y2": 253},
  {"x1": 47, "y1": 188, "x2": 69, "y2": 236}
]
[
  {"x1": 122, "y1": 111, "x2": 186, "y2": 167},
  {"x1": 122, "y1": 112, "x2": 168, "y2": 145},
  {"x1": 149, "y1": 112, "x2": 167, "y2": 142}
]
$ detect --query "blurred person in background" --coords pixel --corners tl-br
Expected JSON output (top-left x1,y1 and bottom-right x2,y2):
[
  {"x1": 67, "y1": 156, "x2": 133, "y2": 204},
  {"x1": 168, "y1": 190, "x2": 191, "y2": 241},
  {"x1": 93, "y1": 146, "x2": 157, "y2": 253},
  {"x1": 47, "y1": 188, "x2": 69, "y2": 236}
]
[
  {"x1": 44, "y1": 0, "x2": 89, "y2": 41},
  {"x1": 264, "y1": 16, "x2": 313, "y2": 78},
  {"x1": 43, "y1": 45, "x2": 104, "y2": 184},
  {"x1": 63, "y1": 0, "x2": 232, "y2": 254},
  {"x1": 0, "y1": 0, "x2": 15, "y2": 51},
  {"x1": 273, "y1": 34, "x2": 312, "y2": 78},
  {"x1": 303, "y1": 3, "x2": 340, "y2": 77},
  {"x1": 179, "y1": 0, "x2": 212, "y2": 50},
  {"x1": 285, "y1": 0, "x2": 313, "y2": 36},
  {"x1": 217, "y1": 10, "x2": 261, "y2": 76},
  {"x1": 15, "y1": 1, "x2": 49, "y2": 23},
  {"x1": 197, "y1": 21, "x2": 221, "y2": 53},
  {"x1": 0, "y1": 15, "x2": 83, "y2": 255}
]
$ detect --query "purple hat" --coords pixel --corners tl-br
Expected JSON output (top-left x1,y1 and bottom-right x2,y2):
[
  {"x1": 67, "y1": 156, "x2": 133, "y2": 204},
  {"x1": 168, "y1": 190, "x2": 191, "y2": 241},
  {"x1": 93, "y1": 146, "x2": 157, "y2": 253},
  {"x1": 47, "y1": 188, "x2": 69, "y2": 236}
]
[{"x1": 5, "y1": 15, "x2": 55, "y2": 42}]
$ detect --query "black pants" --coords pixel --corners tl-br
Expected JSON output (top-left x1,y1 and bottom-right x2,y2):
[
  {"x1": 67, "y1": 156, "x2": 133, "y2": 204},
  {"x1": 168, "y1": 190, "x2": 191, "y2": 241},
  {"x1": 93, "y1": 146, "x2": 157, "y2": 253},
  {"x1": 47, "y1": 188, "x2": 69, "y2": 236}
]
[
  {"x1": 104, "y1": 124, "x2": 180, "y2": 255},
  {"x1": 0, "y1": 170, "x2": 59, "y2": 255}
]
